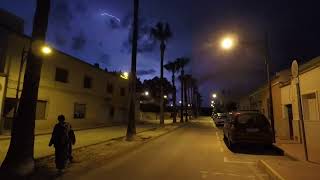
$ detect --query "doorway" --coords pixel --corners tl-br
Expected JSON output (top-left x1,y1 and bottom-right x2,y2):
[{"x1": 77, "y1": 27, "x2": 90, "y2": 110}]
[{"x1": 285, "y1": 104, "x2": 294, "y2": 140}]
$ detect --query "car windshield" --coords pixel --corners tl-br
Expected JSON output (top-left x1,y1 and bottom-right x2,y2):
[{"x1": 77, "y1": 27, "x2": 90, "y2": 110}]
[{"x1": 236, "y1": 114, "x2": 270, "y2": 128}]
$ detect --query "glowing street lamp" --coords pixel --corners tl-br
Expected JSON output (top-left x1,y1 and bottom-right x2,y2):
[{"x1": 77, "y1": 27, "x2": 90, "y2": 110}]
[
  {"x1": 164, "y1": 95, "x2": 168, "y2": 99},
  {"x1": 179, "y1": 100, "x2": 182, "y2": 104},
  {"x1": 41, "y1": 45, "x2": 52, "y2": 55},
  {"x1": 212, "y1": 93, "x2": 217, "y2": 98},
  {"x1": 144, "y1": 91, "x2": 149, "y2": 96},
  {"x1": 220, "y1": 37, "x2": 234, "y2": 50},
  {"x1": 120, "y1": 71, "x2": 129, "y2": 80}
]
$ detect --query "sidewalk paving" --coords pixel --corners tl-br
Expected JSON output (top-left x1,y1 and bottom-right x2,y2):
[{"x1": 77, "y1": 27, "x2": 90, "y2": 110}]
[
  {"x1": 275, "y1": 141, "x2": 305, "y2": 161},
  {"x1": 258, "y1": 139, "x2": 320, "y2": 180},
  {"x1": 259, "y1": 159, "x2": 320, "y2": 180},
  {"x1": 0, "y1": 120, "x2": 173, "y2": 165}
]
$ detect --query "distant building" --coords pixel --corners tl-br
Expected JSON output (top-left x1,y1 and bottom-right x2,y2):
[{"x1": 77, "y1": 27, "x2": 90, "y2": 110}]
[{"x1": 0, "y1": 9, "x2": 129, "y2": 134}]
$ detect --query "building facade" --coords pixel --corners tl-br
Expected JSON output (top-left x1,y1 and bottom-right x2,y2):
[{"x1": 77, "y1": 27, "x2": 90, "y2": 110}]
[
  {"x1": 0, "y1": 10, "x2": 129, "y2": 134},
  {"x1": 280, "y1": 57, "x2": 320, "y2": 163}
]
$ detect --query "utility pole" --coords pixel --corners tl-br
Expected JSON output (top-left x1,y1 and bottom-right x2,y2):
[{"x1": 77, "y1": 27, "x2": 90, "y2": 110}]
[{"x1": 264, "y1": 33, "x2": 275, "y2": 142}]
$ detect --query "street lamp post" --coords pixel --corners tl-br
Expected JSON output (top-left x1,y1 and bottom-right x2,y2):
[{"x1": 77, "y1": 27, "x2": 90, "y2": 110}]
[{"x1": 220, "y1": 33, "x2": 275, "y2": 142}]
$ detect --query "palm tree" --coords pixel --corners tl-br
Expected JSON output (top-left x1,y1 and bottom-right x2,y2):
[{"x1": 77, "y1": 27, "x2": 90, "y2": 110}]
[
  {"x1": 0, "y1": 0, "x2": 51, "y2": 177},
  {"x1": 126, "y1": 0, "x2": 139, "y2": 140},
  {"x1": 151, "y1": 22, "x2": 172, "y2": 125},
  {"x1": 184, "y1": 74, "x2": 192, "y2": 121},
  {"x1": 164, "y1": 61, "x2": 179, "y2": 123},
  {"x1": 176, "y1": 58, "x2": 190, "y2": 123}
]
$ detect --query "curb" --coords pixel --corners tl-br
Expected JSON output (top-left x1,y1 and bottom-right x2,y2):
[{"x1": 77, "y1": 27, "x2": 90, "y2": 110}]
[{"x1": 257, "y1": 160, "x2": 285, "y2": 180}]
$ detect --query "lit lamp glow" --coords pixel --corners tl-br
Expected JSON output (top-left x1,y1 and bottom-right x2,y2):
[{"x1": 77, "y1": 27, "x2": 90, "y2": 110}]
[
  {"x1": 212, "y1": 93, "x2": 217, "y2": 98},
  {"x1": 221, "y1": 37, "x2": 234, "y2": 50},
  {"x1": 41, "y1": 46, "x2": 52, "y2": 55},
  {"x1": 179, "y1": 100, "x2": 182, "y2": 104},
  {"x1": 144, "y1": 91, "x2": 149, "y2": 96},
  {"x1": 120, "y1": 72, "x2": 129, "y2": 79},
  {"x1": 164, "y1": 95, "x2": 168, "y2": 99}
]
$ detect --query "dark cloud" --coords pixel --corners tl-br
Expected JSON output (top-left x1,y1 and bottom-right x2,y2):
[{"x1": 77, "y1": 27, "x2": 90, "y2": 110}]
[
  {"x1": 98, "y1": 41, "x2": 103, "y2": 47},
  {"x1": 54, "y1": 32, "x2": 67, "y2": 46},
  {"x1": 98, "y1": 53, "x2": 111, "y2": 66},
  {"x1": 137, "y1": 69, "x2": 156, "y2": 76},
  {"x1": 106, "y1": 18, "x2": 121, "y2": 30},
  {"x1": 71, "y1": 32, "x2": 87, "y2": 51},
  {"x1": 121, "y1": 16, "x2": 157, "y2": 54},
  {"x1": 74, "y1": 0, "x2": 88, "y2": 14},
  {"x1": 51, "y1": 0, "x2": 74, "y2": 30}
]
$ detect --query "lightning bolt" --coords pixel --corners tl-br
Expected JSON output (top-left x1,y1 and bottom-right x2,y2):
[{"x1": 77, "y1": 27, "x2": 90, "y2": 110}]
[{"x1": 101, "y1": 12, "x2": 121, "y2": 22}]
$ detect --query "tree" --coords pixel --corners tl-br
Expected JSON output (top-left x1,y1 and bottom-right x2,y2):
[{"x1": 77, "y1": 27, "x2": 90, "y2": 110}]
[
  {"x1": 164, "y1": 61, "x2": 179, "y2": 123},
  {"x1": 0, "y1": 0, "x2": 51, "y2": 177},
  {"x1": 151, "y1": 22, "x2": 172, "y2": 125},
  {"x1": 176, "y1": 58, "x2": 190, "y2": 123},
  {"x1": 126, "y1": 0, "x2": 139, "y2": 140},
  {"x1": 142, "y1": 76, "x2": 173, "y2": 104}
]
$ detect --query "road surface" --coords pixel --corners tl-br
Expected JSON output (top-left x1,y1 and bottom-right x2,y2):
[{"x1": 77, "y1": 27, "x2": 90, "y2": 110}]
[{"x1": 64, "y1": 117, "x2": 288, "y2": 180}]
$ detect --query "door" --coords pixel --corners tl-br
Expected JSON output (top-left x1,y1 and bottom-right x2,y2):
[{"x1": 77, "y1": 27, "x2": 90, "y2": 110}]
[{"x1": 286, "y1": 104, "x2": 294, "y2": 139}]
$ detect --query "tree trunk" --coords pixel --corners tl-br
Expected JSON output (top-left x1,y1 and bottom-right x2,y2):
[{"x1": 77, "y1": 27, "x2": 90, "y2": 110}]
[
  {"x1": 172, "y1": 71, "x2": 176, "y2": 123},
  {"x1": 184, "y1": 77, "x2": 188, "y2": 122},
  {"x1": 0, "y1": 0, "x2": 51, "y2": 177},
  {"x1": 126, "y1": 0, "x2": 139, "y2": 140},
  {"x1": 180, "y1": 69, "x2": 184, "y2": 123},
  {"x1": 159, "y1": 42, "x2": 165, "y2": 125}
]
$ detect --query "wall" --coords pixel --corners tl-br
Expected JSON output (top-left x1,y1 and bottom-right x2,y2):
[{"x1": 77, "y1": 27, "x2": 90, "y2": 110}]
[
  {"x1": 1, "y1": 32, "x2": 129, "y2": 132},
  {"x1": 299, "y1": 66, "x2": 320, "y2": 163}
]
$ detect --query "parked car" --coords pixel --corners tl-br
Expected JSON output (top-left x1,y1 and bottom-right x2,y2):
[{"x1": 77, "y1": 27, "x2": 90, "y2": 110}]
[
  {"x1": 214, "y1": 113, "x2": 227, "y2": 126},
  {"x1": 223, "y1": 111, "x2": 273, "y2": 149}
]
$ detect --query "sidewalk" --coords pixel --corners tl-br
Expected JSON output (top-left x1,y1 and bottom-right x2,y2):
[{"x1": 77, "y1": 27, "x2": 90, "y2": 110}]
[
  {"x1": 275, "y1": 139, "x2": 305, "y2": 161},
  {"x1": 259, "y1": 159, "x2": 320, "y2": 180},
  {"x1": 0, "y1": 122, "x2": 170, "y2": 164},
  {"x1": 257, "y1": 139, "x2": 320, "y2": 179}
]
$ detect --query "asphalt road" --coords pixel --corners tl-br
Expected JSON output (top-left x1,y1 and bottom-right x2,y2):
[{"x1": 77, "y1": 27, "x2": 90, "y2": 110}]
[{"x1": 65, "y1": 117, "x2": 288, "y2": 180}]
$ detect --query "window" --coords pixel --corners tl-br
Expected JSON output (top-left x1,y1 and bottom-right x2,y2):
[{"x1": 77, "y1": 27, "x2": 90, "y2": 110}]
[
  {"x1": 84, "y1": 76, "x2": 92, "y2": 89},
  {"x1": 120, "y1": 87, "x2": 126, "y2": 96},
  {"x1": 107, "y1": 83, "x2": 114, "y2": 94},
  {"x1": 109, "y1": 106, "x2": 115, "y2": 118},
  {"x1": 55, "y1": 68, "x2": 68, "y2": 83},
  {"x1": 36, "y1": 101, "x2": 47, "y2": 120},
  {"x1": 302, "y1": 93, "x2": 319, "y2": 121},
  {"x1": 74, "y1": 103, "x2": 86, "y2": 119}
]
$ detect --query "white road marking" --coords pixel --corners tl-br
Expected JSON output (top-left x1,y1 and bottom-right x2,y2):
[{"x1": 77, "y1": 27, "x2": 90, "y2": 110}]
[
  {"x1": 223, "y1": 157, "x2": 255, "y2": 164},
  {"x1": 200, "y1": 171, "x2": 208, "y2": 179}
]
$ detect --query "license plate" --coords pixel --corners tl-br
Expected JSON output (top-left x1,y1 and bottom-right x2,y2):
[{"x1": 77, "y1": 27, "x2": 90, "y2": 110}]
[{"x1": 246, "y1": 128, "x2": 259, "y2": 133}]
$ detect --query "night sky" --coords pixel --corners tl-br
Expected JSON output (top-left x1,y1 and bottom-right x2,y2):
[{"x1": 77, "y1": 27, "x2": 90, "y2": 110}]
[{"x1": 1, "y1": 0, "x2": 320, "y2": 106}]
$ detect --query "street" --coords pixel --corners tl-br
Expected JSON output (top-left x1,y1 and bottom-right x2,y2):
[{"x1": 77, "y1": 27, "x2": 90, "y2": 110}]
[{"x1": 63, "y1": 117, "x2": 289, "y2": 180}]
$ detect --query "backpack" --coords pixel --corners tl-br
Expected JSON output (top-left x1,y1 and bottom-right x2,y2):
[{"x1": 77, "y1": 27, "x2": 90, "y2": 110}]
[{"x1": 59, "y1": 122, "x2": 71, "y2": 145}]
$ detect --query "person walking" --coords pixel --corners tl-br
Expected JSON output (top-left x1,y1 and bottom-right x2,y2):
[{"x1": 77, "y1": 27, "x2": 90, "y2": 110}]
[{"x1": 49, "y1": 115, "x2": 76, "y2": 172}]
